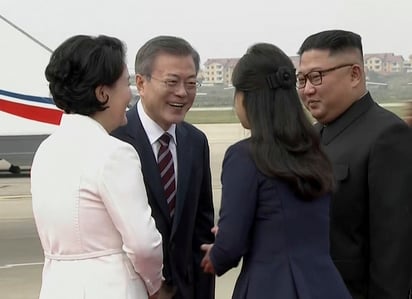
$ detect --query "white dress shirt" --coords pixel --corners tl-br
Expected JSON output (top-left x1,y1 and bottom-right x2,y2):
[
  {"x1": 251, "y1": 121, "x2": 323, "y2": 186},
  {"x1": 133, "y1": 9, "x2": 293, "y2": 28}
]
[{"x1": 137, "y1": 100, "x2": 178, "y2": 183}]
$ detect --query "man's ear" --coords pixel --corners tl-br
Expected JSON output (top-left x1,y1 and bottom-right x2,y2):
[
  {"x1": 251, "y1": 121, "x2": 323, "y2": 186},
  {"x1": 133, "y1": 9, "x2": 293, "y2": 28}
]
[
  {"x1": 350, "y1": 64, "x2": 363, "y2": 87},
  {"x1": 95, "y1": 85, "x2": 109, "y2": 103},
  {"x1": 136, "y1": 74, "x2": 145, "y2": 96}
]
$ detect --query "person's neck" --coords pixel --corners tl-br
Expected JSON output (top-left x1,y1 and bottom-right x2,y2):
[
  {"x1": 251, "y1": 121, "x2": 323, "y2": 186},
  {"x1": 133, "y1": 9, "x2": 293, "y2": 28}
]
[{"x1": 352, "y1": 87, "x2": 368, "y2": 103}]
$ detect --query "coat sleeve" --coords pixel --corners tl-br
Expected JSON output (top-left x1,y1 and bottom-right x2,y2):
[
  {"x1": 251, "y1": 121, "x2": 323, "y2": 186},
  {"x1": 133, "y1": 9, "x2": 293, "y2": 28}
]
[
  {"x1": 210, "y1": 143, "x2": 258, "y2": 276},
  {"x1": 368, "y1": 123, "x2": 412, "y2": 298},
  {"x1": 193, "y1": 134, "x2": 216, "y2": 299},
  {"x1": 99, "y1": 142, "x2": 163, "y2": 296}
]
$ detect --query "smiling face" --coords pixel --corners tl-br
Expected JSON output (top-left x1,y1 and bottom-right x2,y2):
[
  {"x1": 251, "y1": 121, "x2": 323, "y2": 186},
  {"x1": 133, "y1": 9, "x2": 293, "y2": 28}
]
[
  {"x1": 107, "y1": 66, "x2": 132, "y2": 127},
  {"x1": 94, "y1": 65, "x2": 132, "y2": 132},
  {"x1": 136, "y1": 53, "x2": 197, "y2": 130},
  {"x1": 297, "y1": 49, "x2": 363, "y2": 124}
]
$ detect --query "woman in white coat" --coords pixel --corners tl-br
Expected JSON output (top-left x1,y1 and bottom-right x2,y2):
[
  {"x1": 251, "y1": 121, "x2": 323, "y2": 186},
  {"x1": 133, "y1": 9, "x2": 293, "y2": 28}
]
[{"x1": 31, "y1": 35, "x2": 163, "y2": 299}]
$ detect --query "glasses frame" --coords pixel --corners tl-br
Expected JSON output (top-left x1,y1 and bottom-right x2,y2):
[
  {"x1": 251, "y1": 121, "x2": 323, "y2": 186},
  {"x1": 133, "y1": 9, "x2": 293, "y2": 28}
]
[
  {"x1": 296, "y1": 63, "x2": 354, "y2": 89},
  {"x1": 148, "y1": 75, "x2": 201, "y2": 92}
]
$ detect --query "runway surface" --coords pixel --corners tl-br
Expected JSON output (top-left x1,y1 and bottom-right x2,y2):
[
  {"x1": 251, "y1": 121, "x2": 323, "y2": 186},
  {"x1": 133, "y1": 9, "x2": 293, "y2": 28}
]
[{"x1": 0, "y1": 123, "x2": 248, "y2": 299}]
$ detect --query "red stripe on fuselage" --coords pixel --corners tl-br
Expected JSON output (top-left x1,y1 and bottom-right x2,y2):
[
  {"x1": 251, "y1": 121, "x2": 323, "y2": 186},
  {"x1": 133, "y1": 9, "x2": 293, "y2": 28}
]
[{"x1": 0, "y1": 98, "x2": 62, "y2": 125}]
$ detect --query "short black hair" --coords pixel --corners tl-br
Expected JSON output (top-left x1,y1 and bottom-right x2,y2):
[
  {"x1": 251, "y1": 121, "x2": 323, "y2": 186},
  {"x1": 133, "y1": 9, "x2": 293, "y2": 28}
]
[
  {"x1": 45, "y1": 35, "x2": 126, "y2": 115},
  {"x1": 135, "y1": 35, "x2": 200, "y2": 76},
  {"x1": 298, "y1": 29, "x2": 363, "y2": 58}
]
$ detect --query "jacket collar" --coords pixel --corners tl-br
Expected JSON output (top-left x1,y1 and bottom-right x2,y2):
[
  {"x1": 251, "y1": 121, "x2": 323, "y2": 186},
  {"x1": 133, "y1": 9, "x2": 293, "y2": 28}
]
[
  {"x1": 125, "y1": 103, "x2": 192, "y2": 236},
  {"x1": 320, "y1": 92, "x2": 375, "y2": 145}
]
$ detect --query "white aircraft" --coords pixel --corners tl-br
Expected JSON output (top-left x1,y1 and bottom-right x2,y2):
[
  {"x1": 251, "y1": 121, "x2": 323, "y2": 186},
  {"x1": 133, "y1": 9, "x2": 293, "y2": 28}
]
[
  {"x1": 0, "y1": 14, "x2": 61, "y2": 169},
  {"x1": 0, "y1": 89, "x2": 62, "y2": 168}
]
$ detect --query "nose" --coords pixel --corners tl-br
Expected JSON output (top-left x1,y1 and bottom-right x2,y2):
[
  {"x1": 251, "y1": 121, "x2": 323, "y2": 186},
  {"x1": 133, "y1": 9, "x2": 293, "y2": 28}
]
[
  {"x1": 302, "y1": 80, "x2": 316, "y2": 95},
  {"x1": 174, "y1": 81, "x2": 188, "y2": 97}
]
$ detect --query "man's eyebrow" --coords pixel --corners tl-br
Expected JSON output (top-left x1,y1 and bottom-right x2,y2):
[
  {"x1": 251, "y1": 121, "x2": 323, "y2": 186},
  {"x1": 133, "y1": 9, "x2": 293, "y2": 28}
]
[{"x1": 164, "y1": 73, "x2": 197, "y2": 79}]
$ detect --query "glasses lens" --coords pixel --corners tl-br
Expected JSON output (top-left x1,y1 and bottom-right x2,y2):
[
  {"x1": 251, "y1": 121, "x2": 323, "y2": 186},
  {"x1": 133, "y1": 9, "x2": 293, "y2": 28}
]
[
  {"x1": 308, "y1": 72, "x2": 322, "y2": 86},
  {"x1": 185, "y1": 81, "x2": 198, "y2": 91},
  {"x1": 297, "y1": 76, "x2": 306, "y2": 88}
]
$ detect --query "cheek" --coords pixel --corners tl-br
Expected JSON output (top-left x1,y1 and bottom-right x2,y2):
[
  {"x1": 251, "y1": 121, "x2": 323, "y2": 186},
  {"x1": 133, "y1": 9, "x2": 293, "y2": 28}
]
[
  {"x1": 298, "y1": 93, "x2": 310, "y2": 109},
  {"x1": 234, "y1": 103, "x2": 242, "y2": 119},
  {"x1": 237, "y1": 107, "x2": 247, "y2": 125},
  {"x1": 297, "y1": 90, "x2": 306, "y2": 101},
  {"x1": 124, "y1": 89, "x2": 132, "y2": 104},
  {"x1": 188, "y1": 94, "x2": 196, "y2": 104},
  {"x1": 318, "y1": 87, "x2": 337, "y2": 108}
]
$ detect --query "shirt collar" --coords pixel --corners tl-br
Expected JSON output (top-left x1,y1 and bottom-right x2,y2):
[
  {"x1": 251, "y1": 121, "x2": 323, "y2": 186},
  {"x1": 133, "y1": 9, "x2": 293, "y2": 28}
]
[{"x1": 137, "y1": 100, "x2": 176, "y2": 145}]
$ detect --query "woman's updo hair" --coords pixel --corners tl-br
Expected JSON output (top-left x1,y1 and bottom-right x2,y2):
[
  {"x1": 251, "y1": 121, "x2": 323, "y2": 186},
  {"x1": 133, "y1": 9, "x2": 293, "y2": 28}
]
[
  {"x1": 231, "y1": 43, "x2": 334, "y2": 199},
  {"x1": 231, "y1": 43, "x2": 296, "y2": 92},
  {"x1": 45, "y1": 35, "x2": 126, "y2": 115}
]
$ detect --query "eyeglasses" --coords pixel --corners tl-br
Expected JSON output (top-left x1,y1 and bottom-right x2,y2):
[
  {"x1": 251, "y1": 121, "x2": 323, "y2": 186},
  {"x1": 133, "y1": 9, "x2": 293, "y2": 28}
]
[
  {"x1": 296, "y1": 63, "x2": 354, "y2": 89},
  {"x1": 149, "y1": 75, "x2": 201, "y2": 93}
]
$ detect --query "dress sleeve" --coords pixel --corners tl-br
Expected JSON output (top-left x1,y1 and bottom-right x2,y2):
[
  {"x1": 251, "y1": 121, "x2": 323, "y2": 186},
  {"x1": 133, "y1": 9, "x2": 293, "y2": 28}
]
[
  {"x1": 210, "y1": 143, "x2": 258, "y2": 276},
  {"x1": 99, "y1": 142, "x2": 163, "y2": 295},
  {"x1": 193, "y1": 134, "x2": 216, "y2": 299}
]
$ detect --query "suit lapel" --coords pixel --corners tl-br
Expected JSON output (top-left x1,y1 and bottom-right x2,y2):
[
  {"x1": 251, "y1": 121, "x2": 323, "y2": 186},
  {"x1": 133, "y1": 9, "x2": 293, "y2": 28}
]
[
  {"x1": 125, "y1": 107, "x2": 171, "y2": 221},
  {"x1": 322, "y1": 93, "x2": 375, "y2": 145},
  {"x1": 171, "y1": 124, "x2": 193, "y2": 238}
]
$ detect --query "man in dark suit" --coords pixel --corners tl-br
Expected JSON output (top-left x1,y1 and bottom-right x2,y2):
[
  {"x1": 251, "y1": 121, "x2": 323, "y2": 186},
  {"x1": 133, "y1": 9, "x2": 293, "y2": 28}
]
[
  {"x1": 297, "y1": 29, "x2": 412, "y2": 299},
  {"x1": 112, "y1": 36, "x2": 215, "y2": 299}
]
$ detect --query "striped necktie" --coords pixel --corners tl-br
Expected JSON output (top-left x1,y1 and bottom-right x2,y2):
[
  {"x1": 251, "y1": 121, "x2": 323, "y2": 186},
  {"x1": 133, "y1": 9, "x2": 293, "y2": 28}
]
[{"x1": 157, "y1": 133, "x2": 176, "y2": 217}]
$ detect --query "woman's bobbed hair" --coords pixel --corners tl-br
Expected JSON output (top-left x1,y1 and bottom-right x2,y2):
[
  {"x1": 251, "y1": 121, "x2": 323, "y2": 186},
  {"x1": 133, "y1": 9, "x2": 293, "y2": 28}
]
[{"x1": 45, "y1": 35, "x2": 126, "y2": 115}]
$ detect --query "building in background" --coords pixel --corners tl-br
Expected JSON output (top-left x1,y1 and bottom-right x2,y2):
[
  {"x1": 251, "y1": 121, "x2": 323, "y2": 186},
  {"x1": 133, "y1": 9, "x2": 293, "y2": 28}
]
[
  {"x1": 201, "y1": 58, "x2": 239, "y2": 85},
  {"x1": 201, "y1": 53, "x2": 412, "y2": 86},
  {"x1": 364, "y1": 53, "x2": 406, "y2": 73}
]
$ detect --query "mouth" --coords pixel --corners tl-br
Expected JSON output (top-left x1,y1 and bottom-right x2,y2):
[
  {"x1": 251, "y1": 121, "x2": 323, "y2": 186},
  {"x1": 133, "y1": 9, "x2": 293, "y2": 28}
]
[
  {"x1": 169, "y1": 102, "x2": 185, "y2": 108},
  {"x1": 307, "y1": 99, "x2": 320, "y2": 106}
]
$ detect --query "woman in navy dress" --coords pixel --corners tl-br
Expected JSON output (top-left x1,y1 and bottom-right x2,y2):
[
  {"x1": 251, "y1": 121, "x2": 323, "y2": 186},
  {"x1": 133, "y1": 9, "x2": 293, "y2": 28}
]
[{"x1": 201, "y1": 43, "x2": 352, "y2": 299}]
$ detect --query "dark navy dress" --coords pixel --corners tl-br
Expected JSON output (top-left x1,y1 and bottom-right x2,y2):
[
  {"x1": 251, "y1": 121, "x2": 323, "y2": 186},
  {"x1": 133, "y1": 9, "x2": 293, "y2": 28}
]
[{"x1": 210, "y1": 139, "x2": 352, "y2": 299}]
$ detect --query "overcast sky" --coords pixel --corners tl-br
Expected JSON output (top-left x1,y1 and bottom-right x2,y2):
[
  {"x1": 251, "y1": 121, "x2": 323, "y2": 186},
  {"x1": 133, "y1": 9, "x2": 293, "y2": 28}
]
[{"x1": 1, "y1": 0, "x2": 411, "y2": 69}]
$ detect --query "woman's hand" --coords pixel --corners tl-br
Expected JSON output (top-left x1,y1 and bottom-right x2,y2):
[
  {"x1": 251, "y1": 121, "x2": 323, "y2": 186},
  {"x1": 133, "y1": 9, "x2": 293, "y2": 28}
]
[
  {"x1": 148, "y1": 290, "x2": 159, "y2": 299},
  {"x1": 211, "y1": 225, "x2": 219, "y2": 236},
  {"x1": 200, "y1": 243, "x2": 215, "y2": 274}
]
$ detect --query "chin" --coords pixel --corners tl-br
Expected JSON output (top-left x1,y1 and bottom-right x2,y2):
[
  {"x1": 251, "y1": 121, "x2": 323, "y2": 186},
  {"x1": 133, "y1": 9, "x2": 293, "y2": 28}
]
[
  {"x1": 169, "y1": 113, "x2": 186, "y2": 124},
  {"x1": 240, "y1": 120, "x2": 250, "y2": 129},
  {"x1": 121, "y1": 116, "x2": 128, "y2": 126},
  {"x1": 309, "y1": 109, "x2": 321, "y2": 119}
]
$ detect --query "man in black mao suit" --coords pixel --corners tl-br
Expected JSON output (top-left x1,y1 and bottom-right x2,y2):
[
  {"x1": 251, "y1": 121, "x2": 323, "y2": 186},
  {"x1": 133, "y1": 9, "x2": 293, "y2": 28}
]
[
  {"x1": 297, "y1": 29, "x2": 412, "y2": 299},
  {"x1": 112, "y1": 36, "x2": 215, "y2": 299}
]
